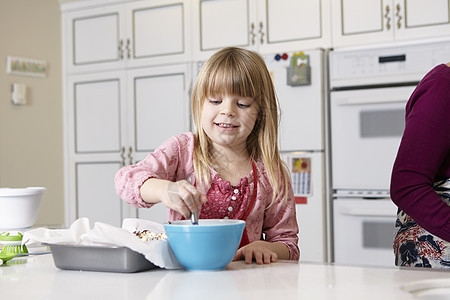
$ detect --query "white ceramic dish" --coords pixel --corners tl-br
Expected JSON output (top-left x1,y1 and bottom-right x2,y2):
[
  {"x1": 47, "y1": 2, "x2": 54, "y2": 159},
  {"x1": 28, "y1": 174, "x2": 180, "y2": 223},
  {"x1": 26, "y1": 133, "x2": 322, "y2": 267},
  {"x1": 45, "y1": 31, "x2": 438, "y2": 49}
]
[
  {"x1": 0, "y1": 187, "x2": 46, "y2": 229},
  {"x1": 402, "y1": 278, "x2": 450, "y2": 299}
]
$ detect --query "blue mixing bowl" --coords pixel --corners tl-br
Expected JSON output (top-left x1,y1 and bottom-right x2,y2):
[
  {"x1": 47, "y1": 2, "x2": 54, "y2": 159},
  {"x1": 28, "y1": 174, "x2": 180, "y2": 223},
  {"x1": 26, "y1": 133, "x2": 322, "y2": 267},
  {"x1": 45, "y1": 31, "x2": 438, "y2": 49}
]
[{"x1": 164, "y1": 219, "x2": 245, "y2": 271}]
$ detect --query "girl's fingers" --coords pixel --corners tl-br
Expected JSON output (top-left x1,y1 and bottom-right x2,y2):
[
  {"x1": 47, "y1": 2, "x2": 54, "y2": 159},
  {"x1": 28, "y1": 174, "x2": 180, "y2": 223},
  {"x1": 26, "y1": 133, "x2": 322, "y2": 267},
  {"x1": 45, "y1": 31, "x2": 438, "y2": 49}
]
[
  {"x1": 180, "y1": 181, "x2": 205, "y2": 211},
  {"x1": 166, "y1": 186, "x2": 190, "y2": 218},
  {"x1": 233, "y1": 243, "x2": 278, "y2": 265},
  {"x1": 179, "y1": 188, "x2": 197, "y2": 212},
  {"x1": 247, "y1": 251, "x2": 257, "y2": 264},
  {"x1": 233, "y1": 249, "x2": 242, "y2": 261},
  {"x1": 165, "y1": 180, "x2": 205, "y2": 217},
  {"x1": 180, "y1": 182, "x2": 197, "y2": 203}
]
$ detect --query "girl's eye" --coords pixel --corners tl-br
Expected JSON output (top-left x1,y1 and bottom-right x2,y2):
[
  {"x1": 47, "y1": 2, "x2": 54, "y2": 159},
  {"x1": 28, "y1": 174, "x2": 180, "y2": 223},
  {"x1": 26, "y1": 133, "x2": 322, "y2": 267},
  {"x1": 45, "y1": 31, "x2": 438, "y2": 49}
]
[
  {"x1": 208, "y1": 99, "x2": 221, "y2": 105},
  {"x1": 237, "y1": 103, "x2": 250, "y2": 108}
]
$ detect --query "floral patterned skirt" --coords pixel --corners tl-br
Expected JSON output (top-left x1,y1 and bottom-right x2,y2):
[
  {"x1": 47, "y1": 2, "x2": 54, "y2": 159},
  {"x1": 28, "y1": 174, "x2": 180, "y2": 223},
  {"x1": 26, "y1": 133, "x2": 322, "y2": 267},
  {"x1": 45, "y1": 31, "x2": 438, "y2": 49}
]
[{"x1": 393, "y1": 178, "x2": 450, "y2": 268}]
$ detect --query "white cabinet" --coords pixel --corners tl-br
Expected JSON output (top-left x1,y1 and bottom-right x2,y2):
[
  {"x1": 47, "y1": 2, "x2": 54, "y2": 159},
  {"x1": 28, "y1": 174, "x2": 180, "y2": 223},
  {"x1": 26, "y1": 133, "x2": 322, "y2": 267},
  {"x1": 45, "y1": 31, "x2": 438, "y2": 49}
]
[
  {"x1": 63, "y1": 0, "x2": 191, "y2": 74},
  {"x1": 192, "y1": 0, "x2": 331, "y2": 60},
  {"x1": 127, "y1": 64, "x2": 192, "y2": 161},
  {"x1": 332, "y1": 0, "x2": 450, "y2": 47},
  {"x1": 395, "y1": 0, "x2": 450, "y2": 41},
  {"x1": 62, "y1": 0, "x2": 193, "y2": 226},
  {"x1": 64, "y1": 64, "x2": 192, "y2": 226},
  {"x1": 258, "y1": 0, "x2": 331, "y2": 54},
  {"x1": 65, "y1": 71, "x2": 129, "y2": 226}
]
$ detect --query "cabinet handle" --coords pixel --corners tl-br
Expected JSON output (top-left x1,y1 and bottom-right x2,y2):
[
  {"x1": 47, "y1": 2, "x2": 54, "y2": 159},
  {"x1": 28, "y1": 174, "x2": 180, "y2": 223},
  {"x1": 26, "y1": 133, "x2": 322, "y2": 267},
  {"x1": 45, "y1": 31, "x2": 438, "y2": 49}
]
[
  {"x1": 120, "y1": 146, "x2": 126, "y2": 166},
  {"x1": 395, "y1": 3, "x2": 402, "y2": 29},
  {"x1": 119, "y1": 40, "x2": 124, "y2": 60},
  {"x1": 250, "y1": 23, "x2": 256, "y2": 45},
  {"x1": 259, "y1": 22, "x2": 264, "y2": 44},
  {"x1": 128, "y1": 146, "x2": 133, "y2": 165},
  {"x1": 384, "y1": 5, "x2": 391, "y2": 30},
  {"x1": 126, "y1": 39, "x2": 131, "y2": 59}
]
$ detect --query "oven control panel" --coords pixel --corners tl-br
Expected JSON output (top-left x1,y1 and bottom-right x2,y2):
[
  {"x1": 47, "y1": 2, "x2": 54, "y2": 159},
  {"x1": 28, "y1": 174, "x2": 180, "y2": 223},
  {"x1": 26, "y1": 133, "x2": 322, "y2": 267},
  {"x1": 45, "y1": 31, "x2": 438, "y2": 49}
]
[{"x1": 330, "y1": 38, "x2": 450, "y2": 88}]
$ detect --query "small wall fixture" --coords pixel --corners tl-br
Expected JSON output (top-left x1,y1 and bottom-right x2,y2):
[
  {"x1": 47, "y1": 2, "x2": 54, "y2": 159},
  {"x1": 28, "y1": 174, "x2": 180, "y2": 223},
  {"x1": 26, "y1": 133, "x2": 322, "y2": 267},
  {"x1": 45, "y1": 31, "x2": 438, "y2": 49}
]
[{"x1": 11, "y1": 83, "x2": 27, "y2": 105}]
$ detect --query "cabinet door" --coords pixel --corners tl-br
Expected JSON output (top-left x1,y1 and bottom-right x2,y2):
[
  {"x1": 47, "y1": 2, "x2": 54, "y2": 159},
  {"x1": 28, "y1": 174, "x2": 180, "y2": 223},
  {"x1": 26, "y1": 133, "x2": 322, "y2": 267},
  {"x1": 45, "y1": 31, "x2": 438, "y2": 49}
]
[
  {"x1": 394, "y1": 0, "x2": 450, "y2": 41},
  {"x1": 258, "y1": 0, "x2": 331, "y2": 53},
  {"x1": 126, "y1": 0, "x2": 192, "y2": 67},
  {"x1": 127, "y1": 64, "x2": 192, "y2": 160},
  {"x1": 63, "y1": 4, "x2": 126, "y2": 74},
  {"x1": 71, "y1": 76, "x2": 124, "y2": 154},
  {"x1": 192, "y1": 0, "x2": 257, "y2": 60},
  {"x1": 331, "y1": 0, "x2": 393, "y2": 47},
  {"x1": 76, "y1": 162, "x2": 123, "y2": 227},
  {"x1": 66, "y1": 71, "x2": 129, "y2": 226}
]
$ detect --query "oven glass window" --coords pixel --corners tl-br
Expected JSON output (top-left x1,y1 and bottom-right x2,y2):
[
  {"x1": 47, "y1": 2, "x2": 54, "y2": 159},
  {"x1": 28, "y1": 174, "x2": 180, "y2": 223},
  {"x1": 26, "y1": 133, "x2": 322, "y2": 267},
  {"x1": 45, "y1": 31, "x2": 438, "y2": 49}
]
[
  {"x1": 363, "y1": 221, "x2": 394, "y2": 249},
  {"x1": 360, "y1": 109, "x2": 404, "y2": 138}
]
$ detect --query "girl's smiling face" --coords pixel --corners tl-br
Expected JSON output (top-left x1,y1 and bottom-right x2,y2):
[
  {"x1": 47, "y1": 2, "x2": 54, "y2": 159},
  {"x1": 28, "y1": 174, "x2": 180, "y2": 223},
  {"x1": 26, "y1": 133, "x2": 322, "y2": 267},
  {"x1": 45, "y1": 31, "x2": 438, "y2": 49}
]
[{"x1": 201, "y1": 93, "x2": 259, "y2": 152}]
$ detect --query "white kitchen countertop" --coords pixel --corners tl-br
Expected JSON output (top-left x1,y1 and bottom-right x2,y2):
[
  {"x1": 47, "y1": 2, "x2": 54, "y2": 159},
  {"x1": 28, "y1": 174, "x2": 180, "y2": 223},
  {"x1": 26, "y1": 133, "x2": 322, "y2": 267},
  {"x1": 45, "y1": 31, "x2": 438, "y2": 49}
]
[{"x1": 1, "y1": 253, "x2": 449, "y2": 300}]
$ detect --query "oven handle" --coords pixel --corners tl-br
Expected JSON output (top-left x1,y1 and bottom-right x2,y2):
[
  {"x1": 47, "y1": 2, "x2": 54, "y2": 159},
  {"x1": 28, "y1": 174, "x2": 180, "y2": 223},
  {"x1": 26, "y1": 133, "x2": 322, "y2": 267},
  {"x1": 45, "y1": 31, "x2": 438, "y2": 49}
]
[
  {"x1": 339, "y1": 207, "x2": 397, "y2": 217},
  {"x1": 335, "y1": 97, "x2": 408, "y2": 106}
]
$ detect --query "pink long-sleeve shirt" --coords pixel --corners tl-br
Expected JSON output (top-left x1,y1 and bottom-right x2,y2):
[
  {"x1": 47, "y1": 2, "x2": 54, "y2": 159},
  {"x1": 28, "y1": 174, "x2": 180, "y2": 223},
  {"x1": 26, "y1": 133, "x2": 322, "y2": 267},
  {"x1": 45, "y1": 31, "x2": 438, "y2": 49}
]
[{"x1": 115, "y1": 132, "x2": 300, "y2": 260}]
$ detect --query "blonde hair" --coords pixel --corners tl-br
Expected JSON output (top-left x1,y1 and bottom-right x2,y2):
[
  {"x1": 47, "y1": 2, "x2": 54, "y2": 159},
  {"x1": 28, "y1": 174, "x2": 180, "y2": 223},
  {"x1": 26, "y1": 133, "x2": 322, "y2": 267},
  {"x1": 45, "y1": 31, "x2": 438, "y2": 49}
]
[{"x1": 191, "y1": 47, "x2": 290, "y2": 205}]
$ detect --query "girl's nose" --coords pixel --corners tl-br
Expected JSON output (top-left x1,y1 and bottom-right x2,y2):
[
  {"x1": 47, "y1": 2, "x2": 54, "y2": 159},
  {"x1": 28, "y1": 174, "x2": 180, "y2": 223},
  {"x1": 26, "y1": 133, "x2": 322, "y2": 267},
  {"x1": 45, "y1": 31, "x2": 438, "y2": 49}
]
[
  {"x1": 220, "y1": 102, "x2": 235, "y2": 117},
  {"x1": 220, "y1": 111, "x2": 234, "y2": 117}
]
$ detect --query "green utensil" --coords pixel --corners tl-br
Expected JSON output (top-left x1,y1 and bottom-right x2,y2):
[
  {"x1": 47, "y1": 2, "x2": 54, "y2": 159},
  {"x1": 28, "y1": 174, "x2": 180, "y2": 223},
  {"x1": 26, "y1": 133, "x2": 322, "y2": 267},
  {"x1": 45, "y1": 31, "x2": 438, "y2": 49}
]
[
  {"x1": 0, "y1": 252, "x2": 16, "y2": 265},
  {"x1": 0, "y1": 232, "x2": 28, "y2": 255}
]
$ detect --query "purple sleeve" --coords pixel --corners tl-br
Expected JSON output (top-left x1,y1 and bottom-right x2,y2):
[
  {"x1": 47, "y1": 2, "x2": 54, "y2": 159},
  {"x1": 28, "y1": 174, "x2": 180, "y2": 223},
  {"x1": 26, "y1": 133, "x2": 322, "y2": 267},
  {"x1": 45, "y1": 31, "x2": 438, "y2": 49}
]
[
  {"x1": 114, "y1": 133, "x2": 195, "y2": 208},
  {"x1": 390, "y1": 64, "x2": 450, "y2": 241}
]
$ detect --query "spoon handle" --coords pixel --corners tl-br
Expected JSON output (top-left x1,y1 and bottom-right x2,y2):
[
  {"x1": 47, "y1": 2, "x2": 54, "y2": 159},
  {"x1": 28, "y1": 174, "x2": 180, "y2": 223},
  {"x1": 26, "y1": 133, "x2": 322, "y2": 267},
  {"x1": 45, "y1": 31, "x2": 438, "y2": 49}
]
[
  {"x1": 191, "y1": 211, "x2": 199, "y2": 225},
  {"x1": 188, "y1": 177, "x2": 199, "y2": 225}
]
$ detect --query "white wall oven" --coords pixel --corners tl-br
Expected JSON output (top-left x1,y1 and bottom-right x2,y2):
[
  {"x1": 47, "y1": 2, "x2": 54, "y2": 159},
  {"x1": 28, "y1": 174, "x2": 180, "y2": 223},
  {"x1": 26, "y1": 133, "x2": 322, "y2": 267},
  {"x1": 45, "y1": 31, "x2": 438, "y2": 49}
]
[
  {"x1": 330, "y1": 86, "x2": 414, "y2": 191},
  {"x1": 333, "y1": 196, "x2": 398, "y2": 266},
  {"x1": 329, "y1": 38, "x2": 450, "y2": 266}
]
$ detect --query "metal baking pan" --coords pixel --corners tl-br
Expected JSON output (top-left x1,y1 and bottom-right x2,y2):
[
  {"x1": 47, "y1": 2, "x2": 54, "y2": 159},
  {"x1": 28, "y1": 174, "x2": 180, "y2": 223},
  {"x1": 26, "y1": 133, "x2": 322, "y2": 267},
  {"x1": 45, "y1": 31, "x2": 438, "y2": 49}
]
[{"x1": 48, "y1": 244, "x2": 158, "y2": 273}]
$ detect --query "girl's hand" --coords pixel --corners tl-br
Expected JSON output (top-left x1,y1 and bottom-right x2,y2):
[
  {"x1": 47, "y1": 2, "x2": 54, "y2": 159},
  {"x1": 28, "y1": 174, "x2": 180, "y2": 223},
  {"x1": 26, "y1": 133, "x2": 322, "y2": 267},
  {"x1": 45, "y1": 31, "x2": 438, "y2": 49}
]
[
  {"x1": 164, "y1": 180, "x2": 207, "y2": 219},
  {"x1": 140, "y1": 178, "x2": 207, "y2": 219},
  {"x1": 233, "y1": 241, "x2": 279, "y2": 264}
]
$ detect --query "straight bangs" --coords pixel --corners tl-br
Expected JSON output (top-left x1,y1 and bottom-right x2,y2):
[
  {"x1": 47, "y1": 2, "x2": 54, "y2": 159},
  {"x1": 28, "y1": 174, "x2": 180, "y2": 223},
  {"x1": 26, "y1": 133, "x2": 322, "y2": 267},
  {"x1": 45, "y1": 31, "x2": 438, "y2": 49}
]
[{"x1": 200, "y1": 54, "x2": 260, "y2": 102}]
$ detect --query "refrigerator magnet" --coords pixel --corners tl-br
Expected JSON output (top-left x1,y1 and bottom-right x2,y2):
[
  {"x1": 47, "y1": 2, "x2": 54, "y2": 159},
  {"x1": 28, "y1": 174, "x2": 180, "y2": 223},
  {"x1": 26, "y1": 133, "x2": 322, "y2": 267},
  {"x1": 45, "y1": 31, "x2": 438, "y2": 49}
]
[{"x1": 287, "y1": 53, "x2": 311, "y2": 86}]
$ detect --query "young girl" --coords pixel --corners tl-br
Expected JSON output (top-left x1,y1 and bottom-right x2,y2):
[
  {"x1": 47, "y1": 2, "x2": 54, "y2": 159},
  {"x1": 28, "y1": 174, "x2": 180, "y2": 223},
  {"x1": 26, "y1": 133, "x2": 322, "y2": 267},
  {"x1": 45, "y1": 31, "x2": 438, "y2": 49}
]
[{"x1": 115, "y1": 47, "x2": 299, "y2": 264}]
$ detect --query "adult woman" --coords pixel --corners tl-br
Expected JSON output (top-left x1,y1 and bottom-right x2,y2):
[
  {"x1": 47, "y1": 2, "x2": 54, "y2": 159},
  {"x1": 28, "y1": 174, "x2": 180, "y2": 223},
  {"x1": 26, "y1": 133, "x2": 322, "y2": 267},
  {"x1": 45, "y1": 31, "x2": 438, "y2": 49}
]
[{"x1": 391, "y1": 63, "x2": 450, "y2": 268}]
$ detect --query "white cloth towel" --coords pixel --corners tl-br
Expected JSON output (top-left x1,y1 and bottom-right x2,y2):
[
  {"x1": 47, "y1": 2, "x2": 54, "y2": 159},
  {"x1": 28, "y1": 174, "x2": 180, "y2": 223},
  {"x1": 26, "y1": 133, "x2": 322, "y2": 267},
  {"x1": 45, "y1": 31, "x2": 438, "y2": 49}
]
[{"x1": 22, "y1": 218, "x2": 182, "y2": 269}]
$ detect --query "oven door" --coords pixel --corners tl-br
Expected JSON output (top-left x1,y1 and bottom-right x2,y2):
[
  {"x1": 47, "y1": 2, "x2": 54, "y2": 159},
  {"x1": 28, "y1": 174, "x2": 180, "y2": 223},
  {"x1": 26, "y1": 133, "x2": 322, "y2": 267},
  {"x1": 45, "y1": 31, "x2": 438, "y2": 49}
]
[
  {"x1": 333, "y1": 198, "x2": 398, "y2": 267},
  {"x1": 330, "y1": 86, "x2": 416, "y2": 191}
]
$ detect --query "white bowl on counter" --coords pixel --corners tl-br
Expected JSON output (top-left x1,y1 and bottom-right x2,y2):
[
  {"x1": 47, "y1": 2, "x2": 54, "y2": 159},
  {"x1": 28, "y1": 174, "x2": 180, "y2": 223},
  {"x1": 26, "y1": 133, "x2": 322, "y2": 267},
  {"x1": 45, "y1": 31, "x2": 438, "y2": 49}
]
[
  {"x1": 402, "y1": 278, "x2": 450, "y2": 300},
  {"x1": 0, "y1": 187, "x2": 46, "y2": 229}
]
